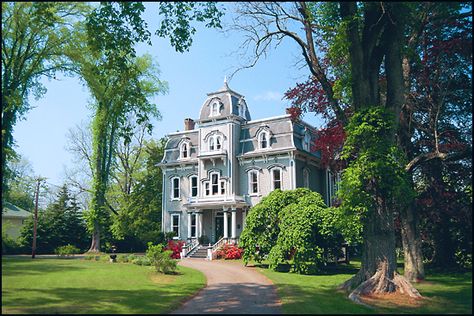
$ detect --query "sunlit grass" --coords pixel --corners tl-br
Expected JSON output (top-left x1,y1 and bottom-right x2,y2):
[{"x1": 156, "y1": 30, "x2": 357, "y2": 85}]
[
  {"x1": 2, "y1": 257, "x2": 205, "y2": 314},
  {"x1": 254, "y1": 260, "x2": 472, "y2": 314}
]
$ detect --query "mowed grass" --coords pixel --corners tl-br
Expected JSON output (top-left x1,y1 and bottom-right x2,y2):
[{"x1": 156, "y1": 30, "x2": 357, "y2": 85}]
[
  {"x1": 255, "y1": 260, "x2": 472, "y2": 314},
  {"x1": 2, "y1": 257, "x2": 205, "y2": 314}
]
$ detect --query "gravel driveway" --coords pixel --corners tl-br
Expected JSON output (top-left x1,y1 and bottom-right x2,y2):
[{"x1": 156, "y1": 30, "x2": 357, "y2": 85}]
[{"x1": 171, "y1": 259, "x2": 282, "y2": 314}]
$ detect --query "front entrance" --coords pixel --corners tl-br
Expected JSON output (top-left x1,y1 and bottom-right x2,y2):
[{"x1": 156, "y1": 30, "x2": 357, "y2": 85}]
[{"x1": 214, "y1": 212, "x2": 231, "y2": 243}]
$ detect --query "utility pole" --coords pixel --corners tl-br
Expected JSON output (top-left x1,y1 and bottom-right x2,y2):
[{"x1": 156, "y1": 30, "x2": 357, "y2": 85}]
[{"x1": 32, "y1": 177, "x2": 45, "y2": 259}]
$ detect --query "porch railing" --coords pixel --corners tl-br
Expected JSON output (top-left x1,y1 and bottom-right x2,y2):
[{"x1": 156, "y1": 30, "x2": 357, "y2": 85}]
[{"x1": 182, "y1": 238, "x2": 200, "y2": 258}]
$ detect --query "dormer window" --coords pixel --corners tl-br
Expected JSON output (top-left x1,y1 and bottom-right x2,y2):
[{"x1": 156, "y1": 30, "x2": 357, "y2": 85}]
[
  {"x1": 180, "y1": 142, "x2": 189, "y2": 159},
  {"x1": 257, "y1": 129, "x2": 271, "y2": 150},
  {"x1": 211, "y1": 102, "x2": 220, "y2": 117},
  {"x1": 303, "y1": 131, "x2": 311, "y2": 151}
]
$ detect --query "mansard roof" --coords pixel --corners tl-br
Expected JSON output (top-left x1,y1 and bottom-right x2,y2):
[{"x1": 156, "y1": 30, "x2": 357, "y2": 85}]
[
  {"x1": 162, "y1": 130, "x2": 199, "y2": 163},
  {"x1": 198, "y1": 79, "x2": 251, "y2": 122}
]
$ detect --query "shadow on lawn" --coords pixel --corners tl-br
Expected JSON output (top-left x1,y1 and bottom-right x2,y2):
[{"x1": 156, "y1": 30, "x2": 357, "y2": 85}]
[
  {"x1": 3, "y1": 284, "x2": 201, "y2": 314},
  {"x1": 2, "y1": 258, "x2": 86, "y2": 276}
]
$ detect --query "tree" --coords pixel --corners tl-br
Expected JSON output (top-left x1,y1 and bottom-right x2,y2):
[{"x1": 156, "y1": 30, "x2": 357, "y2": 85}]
[
  {"x1": 110, "y1": 139, "x2": 166, "y2": 244},
  {"x1": 1, "y1": 2, "x2": 90, "y2": 194},
  {"x1": 19, "y1": 184, "x2": 89, "y2": 253},
  {"x1": 231, "y1": 2, "x2": 423, "y2": 300}
]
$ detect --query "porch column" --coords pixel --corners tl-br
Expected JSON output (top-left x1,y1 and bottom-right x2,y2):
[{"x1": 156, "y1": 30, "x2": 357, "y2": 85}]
[
  {"x1": 223, "y1": 208, "x2": 229, "y2": 238},
  {"x1": 187, "y1": 212, "x2": 192, "y2": 239},
  {"x1": 198, "y1": 212, "x2": 203, "y2": 238},
  {"x1": 231, "y1": 208, "x2": 237, "y2": 239}
]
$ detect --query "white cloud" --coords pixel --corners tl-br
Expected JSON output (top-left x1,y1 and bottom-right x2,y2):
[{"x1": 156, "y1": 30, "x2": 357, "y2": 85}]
[{"x1": 252, "y1": 91, "x2": 283, "y2": 102}]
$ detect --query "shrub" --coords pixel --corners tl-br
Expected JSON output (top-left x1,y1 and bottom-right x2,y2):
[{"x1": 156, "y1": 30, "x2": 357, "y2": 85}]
[
  {"x1": 55, "y1": 244, "x2": 80, "y2": 257},
  {"x1": 164, "y1": 240, "x2": 184, "y2": 259},
  {"x1": 2, "y1": 231, "x2": 26, "y2": 254},
  {"x1": 146, "y1": 242, "x2": 177, "y2": 274},
  {"x1": 116, "y1": 254, "x2": 129, "y2": 263},
  {"x1": 215, "y1": 243, "x2": 243, "y2": 260}
]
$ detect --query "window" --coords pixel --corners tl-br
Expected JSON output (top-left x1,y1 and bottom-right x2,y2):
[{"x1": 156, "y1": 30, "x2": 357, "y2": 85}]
[
  {"x1": 190, "y1": 176, "x2": 198, "y2": 197},
  {"x1": 211, "y1": 102, "x2": 220, "y2": 117},
  {"x1": 303, "y1": 169, "x2": 310, "y2": 188},
  {"x1": 220, "y1": 180, "x2": 225, "y2": 195},
  {"x1": 180, "y1": 142, "x2": 189, "y2": 159},
  {"x1": 209, "y1": 137, "x2": 215, "y2": 151},
  {"x1": 208, "y1": 135, "x2": 223, "y2": 151},
  {"x1": 248, "y1": 170, "x2": 259, "y2": 195},
  {"x1": 303, "y1": 132, "x2": 311, "y2": 151},
  {"x1": 272, "y1": 168, "x2": 282, "y2": 190},
  {"x1": 171, "y1": 177, "x2": 180, "y2": 199},
  {"x1": 257, "y1": 130, "x2": 270, "y2": 149},
  {"x1": 211, "y1": 173, "x2": 219, "y2": 195},
  {"x1": 190, "y1": 214, "x2": 197, "y2": 238},
  {"x1": 205, "y1": 182, "x2": 210, "y2": 196},
  {"x1": 171, "y1": 214, "x2": 180, "y2": 238}
]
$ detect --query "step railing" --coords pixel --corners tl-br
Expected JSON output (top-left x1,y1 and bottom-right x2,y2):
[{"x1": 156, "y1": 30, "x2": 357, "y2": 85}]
[
  {"x1": 182, "y1": 238, "x2": 200, "y2": 258},
  {"x1": 207, "y1": 237, "x2": 239, "y2": 260}
]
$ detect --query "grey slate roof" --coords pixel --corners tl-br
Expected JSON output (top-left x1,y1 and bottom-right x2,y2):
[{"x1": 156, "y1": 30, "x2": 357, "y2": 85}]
[
  {"x1": 162, "y1": 131, "x2": 199, "y2": 163},
  {"x1": 2, "y1": 202, "x2": 32, "y2": 218}
]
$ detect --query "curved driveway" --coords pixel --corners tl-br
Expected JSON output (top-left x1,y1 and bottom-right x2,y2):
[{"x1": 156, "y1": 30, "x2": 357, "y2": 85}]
[{"x1": 171, "y1": 259, "x2": 282, "y2": 314}]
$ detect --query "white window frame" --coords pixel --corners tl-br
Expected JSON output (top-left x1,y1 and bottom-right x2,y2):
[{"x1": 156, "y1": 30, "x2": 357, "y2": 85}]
[
  {"x1": 211, "y1": 102, "x2": 220, "y2": 117},
  {"x1": 208, "y1": 135, "x2": 223, "y2": 151},
  {"x1": 271, "y1": 167, "x2": 283, "y2": 191},
  {"x1": 258, "y1": 130, "x2": 270, "y2": 150},
  {"x1": 180, "y1": 142, "x2": 189, "y2": 159},
  {"x1": 171, "y1": 214, "x2": 180, "y2": 238},
  {"x1": 204, "y1": 182, "x2": 210, "y2": 196},
  {"x1": 189, "y1": 175, "x2": 198, "y2": 197},
  {"x1": 171, "y1": 177, "x2": 180, "y2": 200},
  {"x1": 248, "y1": 170, "x2": 259, "y2": 195},
  {"x1": 303, "y1": 168, "x2": 310, "y2": 188},
  {"x1": 210, "y1": 172, "x2": 219, "y2": 195}
]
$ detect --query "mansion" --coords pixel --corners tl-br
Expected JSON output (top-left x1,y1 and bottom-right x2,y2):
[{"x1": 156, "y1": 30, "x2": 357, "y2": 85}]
[{"x1": 158, "y1": 80, "x2": 338, "y2": 251}]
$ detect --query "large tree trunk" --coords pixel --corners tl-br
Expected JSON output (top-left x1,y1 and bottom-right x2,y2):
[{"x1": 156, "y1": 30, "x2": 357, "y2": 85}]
[
  {"x1": 88, "y1": 221, "x2": 101, "y2": 252},
  {"x1": 339, "y1": 196, "x2": 422, "y2": 303},
  {"x1": 400, "y1": 201, "x2": 425, "y2": 281}
]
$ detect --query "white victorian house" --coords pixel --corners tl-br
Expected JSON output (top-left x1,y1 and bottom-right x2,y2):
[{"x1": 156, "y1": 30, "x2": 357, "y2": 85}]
[{"x1": 158, "y1": 80, "x2": 338, "y2": 258}]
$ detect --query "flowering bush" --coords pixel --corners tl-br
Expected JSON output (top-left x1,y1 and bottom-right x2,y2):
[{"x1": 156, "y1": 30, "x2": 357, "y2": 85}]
[
  {"x1": 215, "y1": 243, "x2": 244, "y2": 260},
  {"x1": 164, "y1": 240, "x2": 184, "y2": 259}
]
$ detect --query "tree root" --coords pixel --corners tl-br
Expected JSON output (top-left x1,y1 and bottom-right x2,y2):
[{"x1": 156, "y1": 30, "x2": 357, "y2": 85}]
[{"x1": 339, "y1": 261, "x2": 422, "y2": 306}]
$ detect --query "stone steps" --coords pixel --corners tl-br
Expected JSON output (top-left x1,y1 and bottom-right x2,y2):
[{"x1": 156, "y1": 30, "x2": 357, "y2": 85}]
[{"x1": 187, "y1": 246, "x2": 209, "y2": 259}]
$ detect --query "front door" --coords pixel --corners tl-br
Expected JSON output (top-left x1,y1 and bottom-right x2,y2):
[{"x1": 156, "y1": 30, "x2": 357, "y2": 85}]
[{"x1": 215, "y1": 213, "x2": 224, "y2": 243}]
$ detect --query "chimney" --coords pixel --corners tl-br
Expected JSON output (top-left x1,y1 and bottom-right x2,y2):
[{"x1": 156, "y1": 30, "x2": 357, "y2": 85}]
[{"x1": 184, "y1": 118, "x2": 195, "y2": 131}]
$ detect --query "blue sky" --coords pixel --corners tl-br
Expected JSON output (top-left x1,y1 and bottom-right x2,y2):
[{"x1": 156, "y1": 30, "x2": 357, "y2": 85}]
[{"x1": 13, "y1": 3, "x2": 324, "y2": 186}]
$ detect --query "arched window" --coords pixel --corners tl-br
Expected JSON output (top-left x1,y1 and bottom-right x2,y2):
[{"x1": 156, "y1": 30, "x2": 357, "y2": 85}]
[
  {"x1": 215, "y1": 136, "x2": 222, "y2": 150},
  {"x1": 303, "y1": 131, "x2": 311, "y2": 151},
  {"x1": 303, "y1": 168, "x2": 310, "y2": 188},
  {"x1": 248, "y1": 170, "x2": 259, "y2": 195},
  {"x1": 209, "y1": 137, "x2": 215, "y2": 151},
  {"x1": 258, "y1": 130, "x2": 270, "y2": 150},
  {"x1": 180, "y1": 142, "x2": 189, "y2": 159},
  {"x1": 211, "y1": 102, "x2": 220, "y2": 117}
]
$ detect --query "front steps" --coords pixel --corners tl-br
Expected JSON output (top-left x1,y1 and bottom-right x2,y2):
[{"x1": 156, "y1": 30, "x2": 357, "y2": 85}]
[{"x1": 186, "y1": 245, "x2": 209, "y2": 259}]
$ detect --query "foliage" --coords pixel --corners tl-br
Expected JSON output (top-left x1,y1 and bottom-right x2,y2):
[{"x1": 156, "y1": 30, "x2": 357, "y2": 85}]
[
  {"x1": 239, "y1": 188, "x2": 314, "y2": 264},
  {"x1": 268, "y1": 193, "x2": 345, "y2": 274},
  {"x1": 131, "y1": 256, "x2": 151, "y2": 266},
  {"x1": 55, "y1": 244, "x2": 80, "y2": 257},
  {"x1": 1, "y1": 2, "x2": 90, "y2": 193},
  {"x1": 164, "y1": 240, "x2": 184, "y2": 259},
  {"x1": 215, "y1": 243, "x2": 244, "y2": 260},
  {"x1": 2, "y1": 156, "x2": 36, "y2": 210},
  {"x1": 2, "y1": 257, "x2": 206, "y2": 314},
  {"x1": 338, "y1": 107, "x2": 414, "y2": 219},
  {"x1": 19, "y1": 184, "x2": 89, "y2": 254},
  {"x1": 2, "y1": 230, "x2": 27, "y2": 254},
  {"x1": 156, "y1": 2, "x2": 225, "y2": 53},
  {"x1": 146, "y1": 242, "x2": 177, "y2": 274},
  {"x1": 110, "y1": 139, "x2": 166, "y2": 244}
]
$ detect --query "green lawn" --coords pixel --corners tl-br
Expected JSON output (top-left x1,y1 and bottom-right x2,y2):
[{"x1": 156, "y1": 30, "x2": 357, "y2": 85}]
[
  {"x1": 2, "y1": 257, "x2": 205, "y2": 314},
  {"x1": 255, "y1": 261, "x2": 472, "y2": 314}
]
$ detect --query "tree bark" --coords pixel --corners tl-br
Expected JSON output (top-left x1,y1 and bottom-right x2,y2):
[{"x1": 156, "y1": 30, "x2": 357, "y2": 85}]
[
  {"x1": 400, "y1": 200, "x2": 425, "y2": 281},
  {"x1": 88, "y1": 221, "x2": 101, "y2": 252}
]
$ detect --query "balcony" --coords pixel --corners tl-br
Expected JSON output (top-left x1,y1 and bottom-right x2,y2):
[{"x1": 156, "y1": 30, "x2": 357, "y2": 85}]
[{"x1": 183, "y1": 194, "x2": 248, "y2": 209}]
